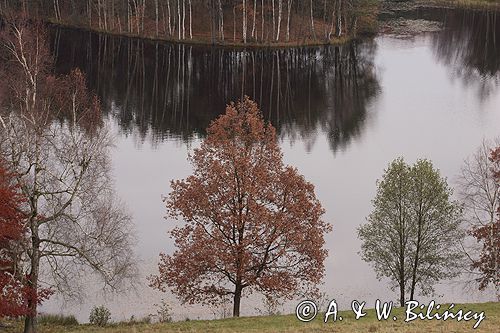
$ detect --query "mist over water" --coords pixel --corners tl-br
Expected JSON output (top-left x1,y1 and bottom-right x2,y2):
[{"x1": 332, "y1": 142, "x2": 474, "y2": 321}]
[{"x1": 44, "y1": 7, "x2": 500, "y2": 322}]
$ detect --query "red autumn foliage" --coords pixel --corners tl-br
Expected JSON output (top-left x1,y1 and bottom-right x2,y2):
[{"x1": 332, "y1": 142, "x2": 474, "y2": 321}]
[
  {"x1": 471, "y1": 147, "x2": 500, "y2": 293},
  {"x1": 0, "y1": 160, "x2": 27, "y2": 318},
  {"x1": 150, "y1": 97, "x2": 331, "y2": 317}
]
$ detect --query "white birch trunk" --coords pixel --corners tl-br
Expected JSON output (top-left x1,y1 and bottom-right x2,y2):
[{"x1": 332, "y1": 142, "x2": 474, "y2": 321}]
[{"x1": 276, "y1": 0, "x2": 282, "y2": 41}]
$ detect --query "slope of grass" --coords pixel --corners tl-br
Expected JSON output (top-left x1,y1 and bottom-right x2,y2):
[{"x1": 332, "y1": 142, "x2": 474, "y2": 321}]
[{"x1": 3, "y1": 302, "x2": 499, "y2": 333}]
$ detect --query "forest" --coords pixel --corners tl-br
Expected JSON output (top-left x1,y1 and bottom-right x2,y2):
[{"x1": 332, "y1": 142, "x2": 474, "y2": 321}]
[{"x1": 0, "y1": 0, "x2": 378, "y2": 45}]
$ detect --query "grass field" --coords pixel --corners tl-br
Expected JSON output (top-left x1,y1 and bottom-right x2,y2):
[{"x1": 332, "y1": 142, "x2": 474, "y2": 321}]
[{"x1": 3, "y1": 302, "x2": 499, "y2": 333}]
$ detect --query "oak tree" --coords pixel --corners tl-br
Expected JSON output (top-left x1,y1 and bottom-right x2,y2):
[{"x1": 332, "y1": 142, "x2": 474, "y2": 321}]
[
  {"x1": 358, "y1": 158, "x2": 464, "y2": 307},
  {"x1": 150, "y1": 97, "x2": 330, "y2": 317}
]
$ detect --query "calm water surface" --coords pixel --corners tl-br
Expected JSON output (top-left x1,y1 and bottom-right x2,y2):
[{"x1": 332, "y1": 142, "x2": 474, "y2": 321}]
[{"x1": 45, "y1": 8, "x2": 500, "y2": 321}]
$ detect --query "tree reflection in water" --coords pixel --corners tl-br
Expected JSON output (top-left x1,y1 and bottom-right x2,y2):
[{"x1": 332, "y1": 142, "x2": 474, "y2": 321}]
[
  {"x1": 431, "y1": 8, "x2": 500, "y2": 98},
  {"x1": 52, "y1": 28, "x2": 380, "y2": 153}
]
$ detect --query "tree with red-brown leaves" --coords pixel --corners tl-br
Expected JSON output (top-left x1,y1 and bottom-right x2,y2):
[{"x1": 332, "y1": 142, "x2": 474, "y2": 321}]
[
  {"x1": 0, "y1": 160, "x2": 27, "y2": 318},
  {"x1": 471, "y1": 146, "x2": 500, "y2": 299},
  {"x1": 149, "y1": 97, "x2": 331, "y2": 317}
]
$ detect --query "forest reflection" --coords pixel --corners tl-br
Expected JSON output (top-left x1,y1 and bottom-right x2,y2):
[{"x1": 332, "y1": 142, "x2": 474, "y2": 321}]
[
  {"x1": 52, "y1": 28, "x2": 380, "y2": 153},
  {"x1": 431, "y1": 8, "x2": 500, "y2": 96}
]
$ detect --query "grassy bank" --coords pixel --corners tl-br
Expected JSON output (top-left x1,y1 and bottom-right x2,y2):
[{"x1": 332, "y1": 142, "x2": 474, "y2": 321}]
[{"x1": 3, "y1": 302, "x2": 498, "y2": 333}]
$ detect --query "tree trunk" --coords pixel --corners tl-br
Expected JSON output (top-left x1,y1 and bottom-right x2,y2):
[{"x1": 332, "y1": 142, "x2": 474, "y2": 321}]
[
  {"x1": 141, "y1": 0, "x2": 145, "y2": 33},
  {"x1": 252, "y1": 0, "x2": 257, "y2": 38},
  {"x1": 323, "y1": 0, "x2": 327, "y2": 39},
  {"x1": 310, "y1": 0, "x2": 316, "y2": 40},
  {"x1": 242, "y1": 0, "x2": 247, "y2": 43},
  {"x1": 188, "y1": 0, "x2": 192, "y2": 39},
  {"x1": 177, "y1": 0, "x2": 181, "y2": 39},
  {"x1": 272, "y1": 0, "x2": 275, "y2": 37},
  {"x1": 103, "y1": 0, "x2": 108, "y2": 30},
  {"x1": 399, "y1": 281, "x2": 405, "y2": 307},
  {"x1": 182, "y1": 0, "x2": 186, "y2": 39},
  {"x1": 410, "y1": 213, "x2": 423, "y2": 301},
  {"x1": 336, "y1": 0, "x2": 342, "y2": 37},
  {"x1": 276, "y1": 0, "x2": 282, "y2": 41},
  {"x1": 233, "y1": 284, "x2": 243, "y2": 317},
  {"x1": 87, "y1": 0, "x2": 92, "y2": 27},
  {"x1": 286, "y1": 0, "x2": 292, "y2": 42},
  {"x1": 233, "y1": 3, "x2": 236, "y2": 41},
  {"x1": 328, "y1": 7, "x2": 336, "y2": 40},
  {"x1": 97, "y1": 0, "x2": 102, "y2": 29},
  {"x1": 23, "y1": 222, "x2": 40, "y2": 333},
  {"x1": 155, "y1": 0, "x2": 159, "y2": 37},
  {"x1": 218, "y1": 0, "x2": 224, "y2": 41},
  {"x1": 261, "y1": 0, "x2": 265, "y2": 41},
  {"x1": 167, "y1": 0, "x2": 172, "y2": 35}
]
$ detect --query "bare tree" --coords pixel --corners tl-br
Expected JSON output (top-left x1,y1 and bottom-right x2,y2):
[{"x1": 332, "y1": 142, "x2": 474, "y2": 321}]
[
  {"x1": 458, "y1": 140, "x2": 500, "y2": 229},
  {"x1": 457, "y1": 139, "x2": 500, "y2": 293},
  {"x1": 0, "y1": 19, "x2": 137, "y2": 333}
]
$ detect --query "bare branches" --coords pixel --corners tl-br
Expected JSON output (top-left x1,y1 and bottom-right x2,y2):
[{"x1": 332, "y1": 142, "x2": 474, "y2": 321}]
[{"x1": 0, "y1": 17, "x2": 137, "y2": 333}]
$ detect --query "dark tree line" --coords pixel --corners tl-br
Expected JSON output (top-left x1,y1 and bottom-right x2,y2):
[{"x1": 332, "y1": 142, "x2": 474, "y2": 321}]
[
  {"x1": 1, "y1": 0, "x2": 377, "y2": 44},
  {"x1": 431, "y1": 8, "x2": 500, "y2": 97}
]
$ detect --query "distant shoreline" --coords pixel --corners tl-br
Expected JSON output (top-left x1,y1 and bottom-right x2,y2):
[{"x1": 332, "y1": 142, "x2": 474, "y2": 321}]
[{"x1": 47, "y1": 19, "x2": 356, "y2": 50}]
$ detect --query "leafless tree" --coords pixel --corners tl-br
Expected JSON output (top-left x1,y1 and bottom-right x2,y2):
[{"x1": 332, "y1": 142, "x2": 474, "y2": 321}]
[
  {"x1": 458, "y1": 140, "x2": 500, "y2": 228},
  {"x1": 457, "y1": 139, "x2": 500, "y2": 291},
  {"x1": 0, "y1": 18, "x2": 137, "y2": 333}
]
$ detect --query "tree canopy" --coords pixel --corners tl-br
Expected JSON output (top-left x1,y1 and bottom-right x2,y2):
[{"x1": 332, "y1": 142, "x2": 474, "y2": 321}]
[
  {"x1": 150, "y1": 97, "x2": 331, "y2": 317},
  {"x1": 358, "y1": 158, "x2": 464, "y2": 306}
]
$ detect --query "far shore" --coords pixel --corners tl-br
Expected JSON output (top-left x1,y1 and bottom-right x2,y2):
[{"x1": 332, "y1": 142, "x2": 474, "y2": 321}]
[{"x1": 47, "y1": 19, "x2": 355, "y2": 50}]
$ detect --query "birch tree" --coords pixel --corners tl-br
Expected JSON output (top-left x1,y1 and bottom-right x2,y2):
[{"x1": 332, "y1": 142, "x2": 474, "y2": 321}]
[
  {"x1": 0, "y1": 18, "x2": 137, "y2": 333},
  {"x1": 276, "y1": 0, "x2": 282, "y2": 41},
  {"x1": 458, "y1": 140, "x2": 500, "y2": 297}
]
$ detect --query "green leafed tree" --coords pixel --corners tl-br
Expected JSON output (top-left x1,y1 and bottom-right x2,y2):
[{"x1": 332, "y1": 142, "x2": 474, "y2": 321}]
[{"x1": 358, "y1": 158, "x2": 465, "y2": 307}]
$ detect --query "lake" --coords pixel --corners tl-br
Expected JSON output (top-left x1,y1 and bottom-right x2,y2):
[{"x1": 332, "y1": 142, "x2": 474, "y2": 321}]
[{"x1": 45, "y1": 7, "x2": 500, "y2": 321}]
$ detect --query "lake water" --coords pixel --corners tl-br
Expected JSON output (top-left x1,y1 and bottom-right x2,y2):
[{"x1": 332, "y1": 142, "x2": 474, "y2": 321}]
[{"x1": 45, "y1": 7, "x2": 500, "y2": 321}]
